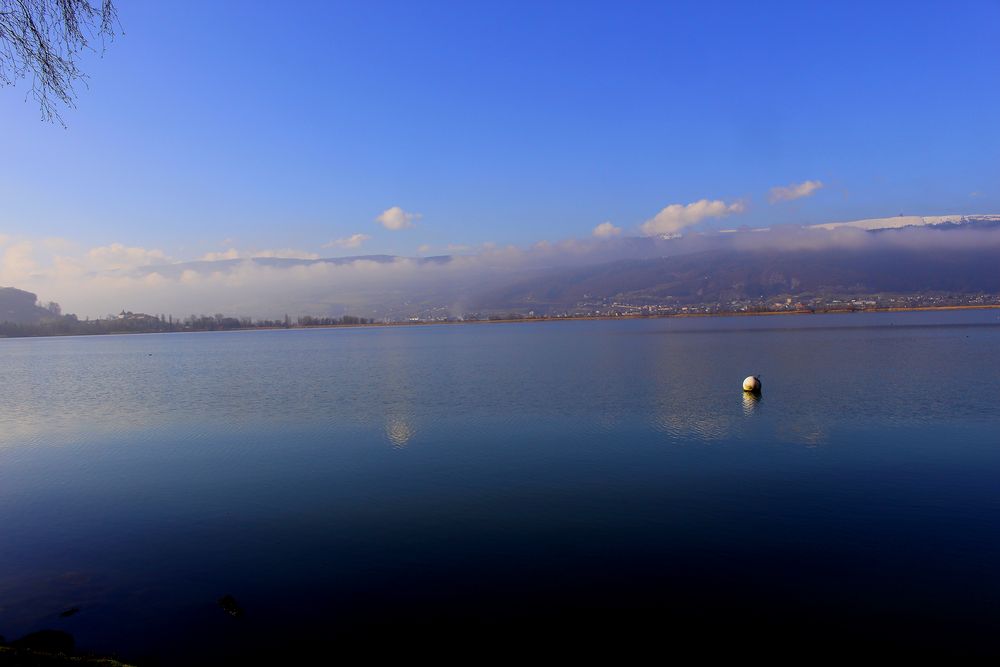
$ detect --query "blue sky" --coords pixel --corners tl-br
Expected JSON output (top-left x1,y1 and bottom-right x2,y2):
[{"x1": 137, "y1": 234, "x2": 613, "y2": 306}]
[{"x1": 2, "y1": 0, "x2": 999, "y2": 260}]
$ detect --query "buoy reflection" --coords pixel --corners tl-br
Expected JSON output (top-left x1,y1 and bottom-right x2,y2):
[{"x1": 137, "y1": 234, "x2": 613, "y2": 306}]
[{"x1": 742, "y1": 391, "x2": 761, "y2": 416}]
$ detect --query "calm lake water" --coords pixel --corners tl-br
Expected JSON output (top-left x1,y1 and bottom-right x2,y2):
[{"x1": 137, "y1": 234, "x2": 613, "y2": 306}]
[{"x1": 2, "y1": 311, "x2": 1000, "y2": 661}]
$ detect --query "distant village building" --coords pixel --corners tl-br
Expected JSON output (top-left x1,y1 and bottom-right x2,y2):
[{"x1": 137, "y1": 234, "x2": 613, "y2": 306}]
[{"x1": 116, "y1": 310, "x2": 160, "y2": 323}]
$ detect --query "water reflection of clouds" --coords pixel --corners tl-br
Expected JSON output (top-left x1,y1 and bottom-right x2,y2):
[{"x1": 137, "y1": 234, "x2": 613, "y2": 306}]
[
  {"x1": 652, "y1": 412, "x2": 733, "y2": 441},
  {"x1": 385, "y1": 416, "x2": 415, "y2": 448},
  {"x1": 646, "y1": 343, "x2": 737, "y2": 442},
  {"x1": 0, "y1": 403, "x2": 167, "y2": 451},
  {"x1": 373, "y1": 337, "x2": 424, "y2": 449},
  {"x1": 776, "y1": 417, "x2": 827, "y2": 447}
]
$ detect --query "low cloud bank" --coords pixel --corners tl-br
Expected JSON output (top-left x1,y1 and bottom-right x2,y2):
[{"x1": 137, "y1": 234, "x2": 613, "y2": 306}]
[{"x1": 2, "y1": 221, "x2": 1000, "y2": 319}]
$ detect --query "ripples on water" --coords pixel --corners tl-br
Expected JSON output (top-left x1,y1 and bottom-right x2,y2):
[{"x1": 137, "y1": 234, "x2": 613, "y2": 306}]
[{"x1": 1, "y1": 310, "x2": 1000, "y2": 661}]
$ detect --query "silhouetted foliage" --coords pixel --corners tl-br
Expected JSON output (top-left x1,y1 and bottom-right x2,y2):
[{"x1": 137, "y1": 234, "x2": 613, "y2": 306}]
[
  {"x1": 298, "y1": 315, "x2": 372, "y2": 326},
  {"x1": 0, "y1": 310, "x2": 375, "y2": 337},
  {"x1": 0, "y1": 0, "x2": 118, "y2": 122}
]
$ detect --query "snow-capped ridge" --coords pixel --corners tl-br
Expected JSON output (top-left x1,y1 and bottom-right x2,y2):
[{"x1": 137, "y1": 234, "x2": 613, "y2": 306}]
[{"x1": 810, "y1": 214, "x2": 1000, "y2": 231}]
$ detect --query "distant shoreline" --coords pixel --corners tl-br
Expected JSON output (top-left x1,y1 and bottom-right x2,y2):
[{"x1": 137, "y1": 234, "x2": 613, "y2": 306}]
[
  {"x1": 371, "y1": 303, "x2": 1000, "y2": 328},
  {"x1": 5, "y1": 303, "x2": 999, "y2": 340}
]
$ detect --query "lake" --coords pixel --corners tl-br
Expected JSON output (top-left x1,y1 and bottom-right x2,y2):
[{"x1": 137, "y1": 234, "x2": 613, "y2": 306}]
[{"x1": 2, "y1": 310, "x2": 1000, "y2": 662}]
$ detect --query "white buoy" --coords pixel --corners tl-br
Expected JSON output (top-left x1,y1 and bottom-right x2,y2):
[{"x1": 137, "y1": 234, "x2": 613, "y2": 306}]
[{"x1": 742, "y1": 375, "x2": 761, "y2": 393}]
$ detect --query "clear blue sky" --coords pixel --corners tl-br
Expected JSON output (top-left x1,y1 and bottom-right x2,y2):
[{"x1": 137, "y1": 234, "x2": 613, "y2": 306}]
[{"x1": 2, "y1": 0, "x2": 999, "y2": 258}]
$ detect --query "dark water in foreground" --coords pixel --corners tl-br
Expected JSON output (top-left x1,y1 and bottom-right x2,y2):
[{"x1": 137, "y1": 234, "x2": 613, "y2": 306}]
[{"x1": 2, "y1": 311, "x2": 1000, "y2": 661}]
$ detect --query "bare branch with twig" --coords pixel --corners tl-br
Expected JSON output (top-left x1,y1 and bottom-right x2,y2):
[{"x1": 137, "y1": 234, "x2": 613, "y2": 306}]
[{"x1": 0, "y1": 0, "x2": 118, "y2": 123}]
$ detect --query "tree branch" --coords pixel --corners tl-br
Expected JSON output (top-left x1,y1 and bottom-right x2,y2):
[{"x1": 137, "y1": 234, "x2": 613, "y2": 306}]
[{"x1": 0, "y1": 0, "x2": 118, "y2": 123}]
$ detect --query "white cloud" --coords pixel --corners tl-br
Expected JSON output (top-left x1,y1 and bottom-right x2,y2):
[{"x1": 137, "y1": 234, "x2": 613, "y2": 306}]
[
  {"x1": 87, "y1": 243, "x2": 169, "y2": 271},
  {"x1": 592, "y1": 221, "x2": 621, "y2": 238},
  {"x1": 324, "y1": 233, "x2": 371, "y2": 249},
  {"x1": 0, "y1": 241, "x2": 39, "y2": 285},
  {"x1": 639, "y1": 199, "x2": 746, "y2": 237},
  {"x1": 41, "y1": 237, "x2": 76, "y2": 253},
  {"x1": 375, "y1": 206, "x2": 421, "y2": 230},
  {"x1": 768, "y1": 180, "x2": 824, "y2": 203},
  {"x1": 200, "y1": 248, "x2": 321, "y2": 261},
  {"x1": 417, "y1": 244, "x2": 432, "y2": 254}
]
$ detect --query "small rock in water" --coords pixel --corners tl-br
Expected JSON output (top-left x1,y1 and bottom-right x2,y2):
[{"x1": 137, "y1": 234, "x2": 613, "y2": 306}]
[
  {"x1": 218, "y1": 594, "x2": 244, "y2": 618},
  {"x1": 59, "y1": 606, "x2": 81, "y2": 618}
]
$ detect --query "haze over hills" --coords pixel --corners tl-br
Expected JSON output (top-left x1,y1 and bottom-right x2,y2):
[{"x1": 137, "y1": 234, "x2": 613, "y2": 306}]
[
  {"x1": 133, "y1": 254, "x2": 453, "y2": 279},
  {"x1": 133, "y1": 214, "x2": 1000, "y2": 317},
  {"x1": 5, "y1": 215, "x2": 1000, "y2": 323},
  {"x1": 480, "y1": 242, "x2": 1000, "y2": 313},
  {"x1": 0, "y1": 288, "x2": 62, "y2": 324},
  {"x1": 475, "y1": 217, "x2": 1000, "y2": 314}
]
